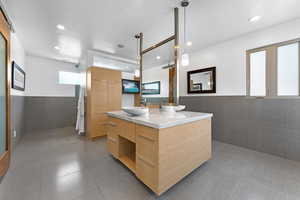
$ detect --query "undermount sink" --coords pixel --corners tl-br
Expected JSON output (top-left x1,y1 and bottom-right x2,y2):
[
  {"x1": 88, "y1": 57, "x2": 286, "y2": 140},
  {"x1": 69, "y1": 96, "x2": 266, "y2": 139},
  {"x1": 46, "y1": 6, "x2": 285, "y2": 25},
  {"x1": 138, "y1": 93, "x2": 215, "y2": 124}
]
[{"x1": 122, "y1": 107, "x2": 149, "y2": 116}]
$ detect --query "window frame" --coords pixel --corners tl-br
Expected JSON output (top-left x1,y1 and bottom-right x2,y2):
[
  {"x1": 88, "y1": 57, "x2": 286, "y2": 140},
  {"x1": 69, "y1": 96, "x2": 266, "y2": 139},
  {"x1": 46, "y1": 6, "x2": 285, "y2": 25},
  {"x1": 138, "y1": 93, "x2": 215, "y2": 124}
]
[
  {"x1": 58, "y1": 71, "x2": 83, "y2": 85},
  {"x1": 246, "y1": 38, "x2": 300, "y2": 98}
]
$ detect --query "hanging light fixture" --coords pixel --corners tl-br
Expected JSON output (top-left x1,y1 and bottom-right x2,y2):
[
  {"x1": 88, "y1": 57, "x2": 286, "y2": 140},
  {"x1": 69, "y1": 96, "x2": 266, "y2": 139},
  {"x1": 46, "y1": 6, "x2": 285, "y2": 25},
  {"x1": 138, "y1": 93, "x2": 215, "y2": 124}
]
[
  {"x1": 134, "y1": 34, "x2": 140, "y2": 77},
  {"x1": 134, "y1": 69, "x2": 140, "y2": 77},
  {"x1": 181, "y1": 0, "x2": 190, "y2": 67},
  {"x1": 181, "y1": 53, "x2": 189, "y2": 66}
]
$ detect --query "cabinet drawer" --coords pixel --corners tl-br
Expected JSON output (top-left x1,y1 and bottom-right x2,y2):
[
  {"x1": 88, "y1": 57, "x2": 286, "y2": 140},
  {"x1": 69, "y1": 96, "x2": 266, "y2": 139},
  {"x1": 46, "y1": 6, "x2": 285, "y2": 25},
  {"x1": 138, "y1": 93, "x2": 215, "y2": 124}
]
[
  {"x1": 91, "y1": 122, "x2": 106, "y2": 137},
  {"x1": 120, "y1": 121, "x2": 135, "y2": 142},
  {"x1": 107, "y1": 117, "x2": 135, "y2": 142},
  {"x1": 106, "y1": 117, "x2": 122, "y2": 134},
  {"x1": 136, "y1": 133, "x2": 157, "y2": 166},
  {"x1": 107, "y1": 128, "x2": 118, "y2": 140},
  {"x1": 136, "y1": 156, "x2": 157, "y2": 191},
  {"x1": 107, "y1": 135, "x2": 118, "y2": 158},
  {"x1": 136, "y1": 125, "x2": 158, "y2": 141}
]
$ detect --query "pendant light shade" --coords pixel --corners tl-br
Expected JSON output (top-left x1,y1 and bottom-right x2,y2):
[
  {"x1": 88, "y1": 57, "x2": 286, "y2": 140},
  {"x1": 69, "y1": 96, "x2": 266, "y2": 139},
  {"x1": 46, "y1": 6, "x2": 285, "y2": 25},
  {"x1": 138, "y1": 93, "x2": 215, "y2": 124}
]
[
  {"x1": 181, "y1": 0, "x2": 190, "y2": 66},
  {"x1": 134, "y1": 69, "x2": 140, "y2": 77},
  {"x1": 134, "y1": 34, "x2": 141, "y2": 78},
  {"x1": 181, "y1": 53, "x2": 189, "y2": 67}
]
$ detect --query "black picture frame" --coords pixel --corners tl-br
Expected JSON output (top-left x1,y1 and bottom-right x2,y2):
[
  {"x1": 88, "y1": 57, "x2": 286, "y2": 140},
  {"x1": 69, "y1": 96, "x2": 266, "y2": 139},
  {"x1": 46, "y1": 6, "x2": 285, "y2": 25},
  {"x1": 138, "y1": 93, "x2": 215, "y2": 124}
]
[
  {"x1": 12, "y1": 61, "x2": 25, "y2": 91},
  {"x1": 187, "y1": 67, "x2": 216, "y2": 94},
  {"x1": 122, "y1": 79, "x2": 140, "y2": 94},
  {"x1": 142, "y1": 81, "x2": 161, "y2": 95}
]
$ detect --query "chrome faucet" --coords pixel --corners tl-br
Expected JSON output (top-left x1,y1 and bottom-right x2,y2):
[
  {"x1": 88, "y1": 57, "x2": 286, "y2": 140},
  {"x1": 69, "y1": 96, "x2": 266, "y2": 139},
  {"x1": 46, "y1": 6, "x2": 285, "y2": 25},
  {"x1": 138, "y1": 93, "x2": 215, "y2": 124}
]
[{"x1": 141, "y1": 97, "x2": 147, "y2": 106}]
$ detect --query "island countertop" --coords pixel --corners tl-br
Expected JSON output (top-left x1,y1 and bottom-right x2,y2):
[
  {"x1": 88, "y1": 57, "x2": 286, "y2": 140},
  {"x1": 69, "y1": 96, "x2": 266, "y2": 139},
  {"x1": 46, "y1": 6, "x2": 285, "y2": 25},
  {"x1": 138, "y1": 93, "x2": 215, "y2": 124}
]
[{"x1": 107, "y1": 109, "x2": 213, "y2": 129}]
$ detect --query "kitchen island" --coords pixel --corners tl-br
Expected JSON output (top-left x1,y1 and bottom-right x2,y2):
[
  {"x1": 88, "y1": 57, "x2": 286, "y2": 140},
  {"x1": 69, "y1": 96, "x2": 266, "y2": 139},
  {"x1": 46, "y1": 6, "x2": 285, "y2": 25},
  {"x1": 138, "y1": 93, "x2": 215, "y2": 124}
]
[{"x1": 106, "y1": 109, "x2": 213, "y2": 195}]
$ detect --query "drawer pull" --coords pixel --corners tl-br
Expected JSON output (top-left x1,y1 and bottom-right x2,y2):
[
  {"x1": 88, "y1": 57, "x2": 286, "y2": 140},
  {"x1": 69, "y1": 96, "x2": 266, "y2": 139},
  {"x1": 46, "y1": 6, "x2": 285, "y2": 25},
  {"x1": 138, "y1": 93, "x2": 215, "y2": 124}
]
[
  {"x1": 104, "y1": 122, "x2": 117, "y2": 127},
  {"x1": 109, "y1": 122, "x2": 117, "y2": 127},
  {"x1": 137, "y1": 134, "x2": 155, "y2": 142}
]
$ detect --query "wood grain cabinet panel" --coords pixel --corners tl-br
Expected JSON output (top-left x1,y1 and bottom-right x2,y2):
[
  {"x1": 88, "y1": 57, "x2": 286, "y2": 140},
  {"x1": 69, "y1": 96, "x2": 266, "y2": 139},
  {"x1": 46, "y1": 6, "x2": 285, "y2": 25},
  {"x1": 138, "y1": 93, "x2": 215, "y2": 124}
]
[
  {"x1": 106, "y1": 118, "x2": 121, "y2": 158},
  {"x1": 157, "y1": 119, "x2": 212, "y2": 193},
  {"x1": 135, "y1": 125, "x2": 158, "y2": 166},
  {"x1": 86, "y1": 67, "x2": 121, "y2": 140},
  {"x1": 108, "y1": 117, "x2": 135, "y2": 142},
  {"x1": 136, "y1": 134, "x2": 157, "y2": 166},
  {"x1": 120, "y1": 121, "x2": 135, "y2": 142},
  {"x1": 136, "y1": 156, "x2": 158, "y2": 191},
  {"x1": 106, "y1": 117, "x2": 212, "y2": 196},
  {"x1": 107, "y1": 136, "x2": 118, "y2": 158},
  {"x1": 135, "y1": 124, "x2": 159, "y2": 193},
  {"x1": 108, "y1": 117, "x2": 123, "y2": 134},
  {"x1": 135, "y1": 125, "x2": 158, "y2": 141},
  {"x1": 108, "y1": 80, "x2": 122, "y2": 111},
  {"x1": 92, "y1": 80, "x2": 108, "y2": 107}
]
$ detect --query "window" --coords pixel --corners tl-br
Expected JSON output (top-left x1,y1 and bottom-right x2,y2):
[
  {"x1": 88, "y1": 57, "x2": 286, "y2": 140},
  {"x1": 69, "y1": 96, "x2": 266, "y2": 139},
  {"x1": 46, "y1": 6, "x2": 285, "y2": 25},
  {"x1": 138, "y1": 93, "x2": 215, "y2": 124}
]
[
  {"x1": 58, "y1": 71, "x2": 83, "y2": 85},
  {"x1": 249, "y1": 51, "x2": 266, "y2": 96},
  {"x1": 277, "y1": 43, "x2": 299, "y2": 96},
  {"x1": 247, "y1": 39, "x2": 300, "y2": 97}
]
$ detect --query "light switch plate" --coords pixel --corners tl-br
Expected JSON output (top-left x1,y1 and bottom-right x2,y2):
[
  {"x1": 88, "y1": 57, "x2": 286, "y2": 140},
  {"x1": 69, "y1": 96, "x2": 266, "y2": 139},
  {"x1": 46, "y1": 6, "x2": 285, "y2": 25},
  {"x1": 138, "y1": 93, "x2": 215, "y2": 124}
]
[{"x1": 13, "y1": 130, "x2": 17, "y2": 138}]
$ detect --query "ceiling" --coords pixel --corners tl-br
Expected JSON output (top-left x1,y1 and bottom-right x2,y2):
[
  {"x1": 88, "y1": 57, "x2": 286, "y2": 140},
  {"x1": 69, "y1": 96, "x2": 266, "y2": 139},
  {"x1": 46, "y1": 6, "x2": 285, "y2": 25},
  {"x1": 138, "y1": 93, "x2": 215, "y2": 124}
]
[{"x1": 5, "y1": 0, "x2": 300, "y2": 65}]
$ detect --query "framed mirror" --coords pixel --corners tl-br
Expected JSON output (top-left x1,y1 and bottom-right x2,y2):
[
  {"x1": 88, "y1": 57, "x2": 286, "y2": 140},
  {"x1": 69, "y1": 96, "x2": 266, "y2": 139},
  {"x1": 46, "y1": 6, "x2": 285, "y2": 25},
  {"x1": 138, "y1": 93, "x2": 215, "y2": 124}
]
[
  {"x1": 187, "y1": 67, "x2": 216, "y2": 94},
  {"x1": 142, "y1": 81, "x2": 161, "y2": 95}
]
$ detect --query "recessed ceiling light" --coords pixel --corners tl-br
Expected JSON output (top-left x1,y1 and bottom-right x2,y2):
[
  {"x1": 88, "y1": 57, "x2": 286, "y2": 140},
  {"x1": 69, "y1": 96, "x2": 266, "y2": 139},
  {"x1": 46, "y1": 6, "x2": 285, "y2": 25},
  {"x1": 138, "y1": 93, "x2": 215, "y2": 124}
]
[
  {"x1": 248, "y1": 16, "x2": 261, "y2": 23},
  {"x1": 56, "y1": 24, "x2": 65, "y2": 30},
  {"x1": 156, "y1": 56, "x2": 161, "y2": 60},
  {"x1": 54, "y1": 46, "x2": 60, "y2": 50},
  {"x1": 186, "y1": 41, "x2": 193, "y2": 46}
]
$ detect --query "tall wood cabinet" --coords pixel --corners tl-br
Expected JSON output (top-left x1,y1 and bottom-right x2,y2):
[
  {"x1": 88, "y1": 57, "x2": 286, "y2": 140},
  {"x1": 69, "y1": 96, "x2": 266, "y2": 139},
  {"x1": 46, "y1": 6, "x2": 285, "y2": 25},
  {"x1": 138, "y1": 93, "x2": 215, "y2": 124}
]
[{"x1": 86, "y1": 67, "x2": 121, "y2": 140}]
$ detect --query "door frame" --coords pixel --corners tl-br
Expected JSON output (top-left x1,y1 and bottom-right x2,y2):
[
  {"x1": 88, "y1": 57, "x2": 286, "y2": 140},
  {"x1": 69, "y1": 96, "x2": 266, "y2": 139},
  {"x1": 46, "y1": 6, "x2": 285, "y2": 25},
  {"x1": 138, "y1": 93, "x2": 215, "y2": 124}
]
[{"x1": 0, "y1": 8, "x2": 11, "y2": 178}]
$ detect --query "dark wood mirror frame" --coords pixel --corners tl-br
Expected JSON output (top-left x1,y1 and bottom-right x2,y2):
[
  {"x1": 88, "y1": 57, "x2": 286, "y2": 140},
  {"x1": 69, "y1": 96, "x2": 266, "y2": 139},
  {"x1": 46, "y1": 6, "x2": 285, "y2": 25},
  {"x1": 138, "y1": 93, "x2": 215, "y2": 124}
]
[{"x1": 187, "y1": 67, "x2": 216, "y2": 94}]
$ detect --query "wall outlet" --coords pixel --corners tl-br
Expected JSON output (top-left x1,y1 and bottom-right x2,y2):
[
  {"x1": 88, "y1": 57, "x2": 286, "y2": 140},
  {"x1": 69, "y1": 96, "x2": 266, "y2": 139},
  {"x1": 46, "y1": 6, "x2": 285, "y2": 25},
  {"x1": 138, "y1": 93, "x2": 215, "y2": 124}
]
[{"x1": 13, "y1": 130, "x2": 17, "y2": 138}]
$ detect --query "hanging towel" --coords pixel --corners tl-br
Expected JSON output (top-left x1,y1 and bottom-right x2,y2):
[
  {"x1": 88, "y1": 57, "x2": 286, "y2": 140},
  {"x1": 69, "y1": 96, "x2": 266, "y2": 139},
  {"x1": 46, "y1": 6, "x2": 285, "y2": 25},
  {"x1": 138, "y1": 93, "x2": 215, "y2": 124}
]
[{"x1": 76, "y1": 86, "x2": 85, "y2": 135}]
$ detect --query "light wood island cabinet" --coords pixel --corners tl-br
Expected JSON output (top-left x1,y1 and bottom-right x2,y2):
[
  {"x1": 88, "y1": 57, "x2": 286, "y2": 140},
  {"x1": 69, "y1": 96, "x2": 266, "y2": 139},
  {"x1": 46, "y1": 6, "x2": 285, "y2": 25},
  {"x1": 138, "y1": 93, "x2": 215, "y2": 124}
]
[{"x1": 106, "y1": 111, "x2": 212, "y2": 195}]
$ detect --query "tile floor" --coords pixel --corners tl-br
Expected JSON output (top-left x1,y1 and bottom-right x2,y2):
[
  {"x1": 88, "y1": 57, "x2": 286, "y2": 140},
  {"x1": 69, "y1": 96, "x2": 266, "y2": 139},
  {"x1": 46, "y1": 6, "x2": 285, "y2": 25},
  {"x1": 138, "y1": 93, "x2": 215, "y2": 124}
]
[{"x1": 0, "y1": 127, "x2": 300, "y2": 200}]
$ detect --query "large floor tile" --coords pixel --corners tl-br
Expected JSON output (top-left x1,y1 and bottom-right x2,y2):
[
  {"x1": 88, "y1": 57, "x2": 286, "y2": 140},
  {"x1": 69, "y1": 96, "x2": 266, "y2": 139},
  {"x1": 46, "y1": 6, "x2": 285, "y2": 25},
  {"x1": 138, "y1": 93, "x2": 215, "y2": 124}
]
[
  {"x1": 40, "y1": 170, "x2": 97, "y2": 200},
  {"x1": 230, "y1": 177, "x2": 286, "y2": 200},
  {"x1": 71, "y1": 188, "x2": 106, "y2": 200},
  {"x1": 1, "y1": 126, "x2": 300, "y2": 200},
  {"x1": 162, "y1": 167, "x2": 239, "y2": 200}
]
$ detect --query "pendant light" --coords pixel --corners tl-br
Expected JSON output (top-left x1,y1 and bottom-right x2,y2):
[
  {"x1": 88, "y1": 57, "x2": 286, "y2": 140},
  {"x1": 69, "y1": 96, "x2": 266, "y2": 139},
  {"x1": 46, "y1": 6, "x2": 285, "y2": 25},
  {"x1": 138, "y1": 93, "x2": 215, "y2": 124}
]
[
  {"x1": 134, "y1": 34, "x2": 140, "y2": 77},
  {"x1": 134, "y1": 69, "x2": 140, "y2": 78},
  {"x1": 181, "y1": 0, "x2": 190, "y2": 67}
]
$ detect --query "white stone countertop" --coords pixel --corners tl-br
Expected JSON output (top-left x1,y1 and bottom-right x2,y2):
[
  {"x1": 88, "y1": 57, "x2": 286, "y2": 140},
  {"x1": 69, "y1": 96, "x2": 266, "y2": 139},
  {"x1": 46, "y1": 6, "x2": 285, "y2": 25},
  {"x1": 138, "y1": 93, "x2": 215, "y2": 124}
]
[{"x1": 107, "y1": 109, "x2": 213, "y2": 129}]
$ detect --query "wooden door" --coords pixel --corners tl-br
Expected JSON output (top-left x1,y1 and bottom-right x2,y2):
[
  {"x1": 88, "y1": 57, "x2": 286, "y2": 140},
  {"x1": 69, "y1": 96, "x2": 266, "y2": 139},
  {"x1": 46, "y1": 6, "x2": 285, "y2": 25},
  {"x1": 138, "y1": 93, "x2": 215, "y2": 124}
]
[
  {"x1": 86, "y1": 67, "x2": 121, "y2": 139},
  {"x1": 92, "y1": 79, "x2": 108, "y2": 113},
  {"x1": 108, "y1": 79, "x2": 121, "y2": 111},
  {"x1": 0, "y1": 9, "x2": 11, "y2": 178},
  {"x1": 90, "y1": 79, "x2": 108, "y2": 138}
]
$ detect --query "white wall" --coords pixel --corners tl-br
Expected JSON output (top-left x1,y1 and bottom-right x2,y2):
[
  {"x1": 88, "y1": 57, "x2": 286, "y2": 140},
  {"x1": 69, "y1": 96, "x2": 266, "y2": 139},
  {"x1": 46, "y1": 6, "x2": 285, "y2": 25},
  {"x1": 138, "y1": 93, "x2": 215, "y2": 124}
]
[
  {"x1": 142, "y1": 66, "x2": 169, "y2": 98},
  {"x1": 179, "y1": 18, "x2": 300, "y2": 96},
  {"x1": 122, "y1": 72, "x2": 135, "y2": 107},
  {"x1": 25, "y1": 55, "x2": 79, "y2": 97},
  {"x1": 11, "y1": 33, "x2": 26, "y2": 96}
]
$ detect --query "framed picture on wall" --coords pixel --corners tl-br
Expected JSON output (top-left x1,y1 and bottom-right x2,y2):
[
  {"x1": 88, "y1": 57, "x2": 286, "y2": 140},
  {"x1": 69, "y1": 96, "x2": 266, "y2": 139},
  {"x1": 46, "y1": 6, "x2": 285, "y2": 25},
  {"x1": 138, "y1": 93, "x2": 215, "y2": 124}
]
[
  {"x1": 12, "y1": 61, "x2": 25, "y2": 91},
  {"x1": 142, "y1": 81, "x2": 160, "y2": 95}
]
